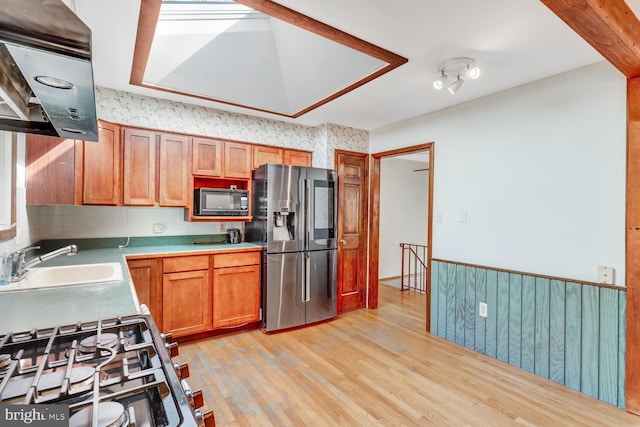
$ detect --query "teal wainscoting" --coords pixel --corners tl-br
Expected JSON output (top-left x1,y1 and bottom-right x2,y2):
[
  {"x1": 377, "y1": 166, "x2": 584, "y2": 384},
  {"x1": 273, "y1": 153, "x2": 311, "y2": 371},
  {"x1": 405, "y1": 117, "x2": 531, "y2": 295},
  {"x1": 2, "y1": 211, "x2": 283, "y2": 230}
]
[{"x1": 430, "y1": 259, "x2": 626, "y2": 409}]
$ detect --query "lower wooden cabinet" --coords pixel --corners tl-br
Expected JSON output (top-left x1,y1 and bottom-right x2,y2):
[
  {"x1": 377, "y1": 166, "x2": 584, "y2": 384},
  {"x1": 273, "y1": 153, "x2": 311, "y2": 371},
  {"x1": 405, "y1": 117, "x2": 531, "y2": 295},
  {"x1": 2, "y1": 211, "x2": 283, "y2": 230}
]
[
  {"x1": 213, "y1": 264, "x2": 260, "y2": 328},
  {"x1": 127, "y1": 258, "x2": 162, "y2": 327},
  {"x1": 163, "y1": 269, "x2": 212, "y2": 337},
  {"x1": 128, "y1": 249, "x2": 261, "y2": 339}
]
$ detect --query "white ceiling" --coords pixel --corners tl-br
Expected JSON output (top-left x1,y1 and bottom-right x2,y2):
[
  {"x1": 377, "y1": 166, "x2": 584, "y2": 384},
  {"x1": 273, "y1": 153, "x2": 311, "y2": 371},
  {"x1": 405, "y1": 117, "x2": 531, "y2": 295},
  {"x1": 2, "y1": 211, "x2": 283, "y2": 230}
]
[{"x1": 73, "y1": 0, "x2": 613, "y2": 132}]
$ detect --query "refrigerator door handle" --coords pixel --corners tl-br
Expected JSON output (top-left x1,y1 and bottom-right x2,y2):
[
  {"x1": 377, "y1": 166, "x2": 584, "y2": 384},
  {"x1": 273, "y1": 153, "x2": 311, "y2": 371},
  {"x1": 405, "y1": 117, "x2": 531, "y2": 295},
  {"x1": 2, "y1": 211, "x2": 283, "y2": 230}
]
[
  {"x1": 305, "y1": 252, "x2": 311, "y2": 302},
  {"x1": 306, "y1": 178, "x2": 311, "y2": 248}
]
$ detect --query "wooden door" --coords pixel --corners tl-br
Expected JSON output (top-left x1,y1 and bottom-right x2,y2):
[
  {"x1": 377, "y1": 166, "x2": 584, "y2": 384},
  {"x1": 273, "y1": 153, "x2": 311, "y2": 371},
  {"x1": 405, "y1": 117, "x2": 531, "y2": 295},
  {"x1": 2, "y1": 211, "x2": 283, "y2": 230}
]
[
  {"x1": 335, "y1": 150, "x2": 368, "y2": 313},
  {"x1": 159, "y1": 132, "x2": 190, "y2": 207},
  {"x1": 224, "y1": 141, "x2": 252, "y2": 178},
  {"x1": 284, "y1": 149, "x2": 312, "y2": 167},
  {"x1": 83, "y1": 121, "x2": 121, "y2": 205},
  {"x1": 253, "y1": 145, "x2": 283, "y2": 169},
  {"x1": 193, "y1": 137, "x2": 223, "y2": 176},
  {"x1": 123, "y1": 128, "x2": 156, "y2": 205},
  {"x1": 162, "y1": 270, "x2": 212, "y2": 337},
  {"x1": 127, "y1": 258, "x2": 162, "y2": 327}
]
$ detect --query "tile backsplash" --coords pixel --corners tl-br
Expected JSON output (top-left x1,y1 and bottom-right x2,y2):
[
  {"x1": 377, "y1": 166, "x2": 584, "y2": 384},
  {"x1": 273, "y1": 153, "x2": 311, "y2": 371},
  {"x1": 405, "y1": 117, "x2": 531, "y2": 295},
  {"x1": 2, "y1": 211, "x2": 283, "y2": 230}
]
[{"x1": 28, "y1": 205, "x2": 235, "y2": 241}]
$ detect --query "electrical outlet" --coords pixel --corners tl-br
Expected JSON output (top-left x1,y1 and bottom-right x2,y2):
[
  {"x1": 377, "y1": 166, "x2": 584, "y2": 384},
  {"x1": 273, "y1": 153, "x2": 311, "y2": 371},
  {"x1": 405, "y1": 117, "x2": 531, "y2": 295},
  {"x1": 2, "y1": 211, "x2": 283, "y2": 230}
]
[
  {"x1": 479, "y1": 302, "x2": 488, "y2": 318},
  {"x1": 218, "y1": 222, "x2": 226, "y2": 233},
  {"x1": 436, "y1": 211, "x2": 444, "y2": 223},
  {"x1": 598, "y1": 266, "x2": 614, "y2": 285},
  {"x1": 152, "y1": 223, "x2": 165, "y2": 234}
]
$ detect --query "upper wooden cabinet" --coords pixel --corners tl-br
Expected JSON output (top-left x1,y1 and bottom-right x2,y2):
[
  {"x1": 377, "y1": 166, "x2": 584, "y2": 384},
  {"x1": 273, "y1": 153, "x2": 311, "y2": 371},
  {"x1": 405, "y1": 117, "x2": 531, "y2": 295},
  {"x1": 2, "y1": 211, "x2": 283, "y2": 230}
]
[
  {"x1": 192, "y1": 137, "x2": 223, "y2": 177},
  {"x1": 284, "y1": 149, "x2": 312, "y2": 167},
  {"x1": 252, "y1": 145, "x2": 283, "y2": 169},
  {"x1": 159, "y1": 133, "x2": 190, "y2": 206},
  {"x1": 122, "y1": 127, "x2": 191, "y2": 207},
  {"x1": 26, "y1": 120, "x2": 122, "y2": 206},
  {"x1": 224, "y1": 141, "x2": 252, "y2": 178},
  {"x1": 252, "y1": 146, "x2": 312, "y2": 169},
  {"x1": 83, "y1": 121, "x2": 122, "y2": 205},
  {"x1": 123, "y1": 128, "x2": 155, "y2": 206},
  {"x1": 26, "y1": 135, "x2": 79, "y2": 205}
]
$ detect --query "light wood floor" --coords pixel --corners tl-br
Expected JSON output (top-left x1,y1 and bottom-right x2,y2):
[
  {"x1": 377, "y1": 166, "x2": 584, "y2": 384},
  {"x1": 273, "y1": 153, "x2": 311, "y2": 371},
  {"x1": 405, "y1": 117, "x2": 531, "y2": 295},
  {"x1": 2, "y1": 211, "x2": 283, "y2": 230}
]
[{"x1": 181, "y1": 285, "x2": 640, "y2": 426}]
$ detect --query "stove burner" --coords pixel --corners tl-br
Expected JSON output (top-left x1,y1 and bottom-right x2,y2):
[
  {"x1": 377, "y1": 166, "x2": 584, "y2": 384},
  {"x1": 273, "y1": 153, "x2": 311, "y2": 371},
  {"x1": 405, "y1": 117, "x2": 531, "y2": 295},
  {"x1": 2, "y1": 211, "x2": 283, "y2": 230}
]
[
  {"x1": 79, "y1": 333, "x2": 119, "y2": 353},
  {"x1": 69, "y1": 402, "x2": 126, "y2": 427},
  {"x1": 68, "y1": 366, "x2": 95, "y2": 386},
  {"x1": 0, "y1": 354, "x2": 10, "y2": 370}
]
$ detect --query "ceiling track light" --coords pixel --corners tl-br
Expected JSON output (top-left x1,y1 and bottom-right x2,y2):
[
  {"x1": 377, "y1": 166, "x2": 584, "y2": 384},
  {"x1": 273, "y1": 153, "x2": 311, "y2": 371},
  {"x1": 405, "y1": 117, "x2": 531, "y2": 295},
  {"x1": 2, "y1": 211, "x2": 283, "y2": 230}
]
[{"x1": 432, "y1": 57, "x2": 479, "y2": 95}]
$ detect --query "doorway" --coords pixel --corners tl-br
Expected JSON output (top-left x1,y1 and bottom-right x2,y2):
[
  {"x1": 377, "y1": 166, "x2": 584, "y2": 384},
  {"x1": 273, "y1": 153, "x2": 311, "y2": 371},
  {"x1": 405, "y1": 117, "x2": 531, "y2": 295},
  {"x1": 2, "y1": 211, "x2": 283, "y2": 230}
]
[{"x1": 369, "y1": 143, "x2": 434, "y2": 331}]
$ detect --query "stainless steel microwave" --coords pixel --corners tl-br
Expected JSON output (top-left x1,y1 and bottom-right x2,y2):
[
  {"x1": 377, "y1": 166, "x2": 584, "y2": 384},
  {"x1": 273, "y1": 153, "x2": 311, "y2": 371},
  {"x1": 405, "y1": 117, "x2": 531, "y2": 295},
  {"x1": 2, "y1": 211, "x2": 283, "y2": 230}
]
[{"x1": 194, "y1": 187, "x2": 249, "y2": 216}]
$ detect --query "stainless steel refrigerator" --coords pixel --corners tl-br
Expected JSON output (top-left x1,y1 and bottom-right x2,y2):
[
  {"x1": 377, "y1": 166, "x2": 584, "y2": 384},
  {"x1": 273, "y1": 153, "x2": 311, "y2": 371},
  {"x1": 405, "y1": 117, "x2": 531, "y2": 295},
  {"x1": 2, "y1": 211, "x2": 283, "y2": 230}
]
[{"x1": 246, "y1": 164, "x2": 337, "y2": 332}]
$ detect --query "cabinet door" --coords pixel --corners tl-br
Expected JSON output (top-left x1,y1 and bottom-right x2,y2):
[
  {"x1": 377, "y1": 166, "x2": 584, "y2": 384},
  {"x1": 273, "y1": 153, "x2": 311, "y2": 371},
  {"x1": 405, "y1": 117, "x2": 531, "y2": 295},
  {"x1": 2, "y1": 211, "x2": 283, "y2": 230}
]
[
  {"x1": 123, "y1": 128, "x2": 156, "y2": 205},
  {"x1": 163, "y1": 270, "x2": 212, "y2": 337},
  {"x1": 284, "y1": 149, "x2": 312, "y2": 167},
  {"x1": 213, "y1": 264, "x2": 260, "y2": 328},
  {"x1": 26, "y1": 135, "x2": 79, "y2": 205},
  {"x1": 192, "y1": 137, "x2": 223, "y2": 176},
  {"x1": 127, "y1": 258, "x2": 162, "y2": 328},
  {"x1": 252, "y1": 145, "x2": 283, "y2": 169},
  {"x1": 83, "y1": 121, "x2": 122, "y2": 205},
  {"x1": 159, "y1": 133, "x2": 190, "y2": 207},
  {"x1": 224, "y1": 141, "x2": 252, "y2": 178}
]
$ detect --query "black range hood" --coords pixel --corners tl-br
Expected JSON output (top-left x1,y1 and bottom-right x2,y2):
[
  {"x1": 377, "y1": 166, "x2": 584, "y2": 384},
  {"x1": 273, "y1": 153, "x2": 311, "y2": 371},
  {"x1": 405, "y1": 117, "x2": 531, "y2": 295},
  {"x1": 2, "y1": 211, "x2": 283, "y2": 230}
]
[{"x1": 0, "y1": 0, "x2": 98, "y2": 141}]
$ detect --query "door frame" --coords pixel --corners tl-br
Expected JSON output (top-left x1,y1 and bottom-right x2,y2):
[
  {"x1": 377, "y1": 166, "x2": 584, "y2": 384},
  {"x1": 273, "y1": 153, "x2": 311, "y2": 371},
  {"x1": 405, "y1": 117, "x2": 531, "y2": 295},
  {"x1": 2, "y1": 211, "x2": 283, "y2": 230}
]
[{"x1": 368, "y1": 142, "x2": 434, "y2": 331}]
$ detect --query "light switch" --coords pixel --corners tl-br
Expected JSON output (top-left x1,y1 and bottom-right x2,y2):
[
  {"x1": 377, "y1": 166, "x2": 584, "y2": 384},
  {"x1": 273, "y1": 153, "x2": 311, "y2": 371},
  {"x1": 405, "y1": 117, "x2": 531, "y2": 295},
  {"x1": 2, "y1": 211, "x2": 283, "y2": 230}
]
[
  {"x1": 436, "y1": 211, "x2": 443, "y2": 223},
  {"x1": 598, "y1": 266, "x2": 614, "y2": 285},
  {"x1": 459, "y1": 210, "x2": 468, "y2": 223}
]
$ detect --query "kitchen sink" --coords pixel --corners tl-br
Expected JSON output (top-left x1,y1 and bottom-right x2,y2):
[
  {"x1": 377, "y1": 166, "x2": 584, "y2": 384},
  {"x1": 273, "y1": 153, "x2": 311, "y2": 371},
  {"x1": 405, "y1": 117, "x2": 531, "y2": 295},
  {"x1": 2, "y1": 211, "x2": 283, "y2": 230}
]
[{"x1": 0, "y1": 262, "x2": 123, "y2": 292}]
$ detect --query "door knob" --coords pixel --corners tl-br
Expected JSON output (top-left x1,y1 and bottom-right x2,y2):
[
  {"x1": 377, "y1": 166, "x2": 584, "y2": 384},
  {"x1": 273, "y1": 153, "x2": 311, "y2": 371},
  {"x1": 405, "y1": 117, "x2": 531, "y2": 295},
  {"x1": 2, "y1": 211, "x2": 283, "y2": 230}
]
[{"x1": 339, "y1": 239, "x2": 346, "y2": 245}]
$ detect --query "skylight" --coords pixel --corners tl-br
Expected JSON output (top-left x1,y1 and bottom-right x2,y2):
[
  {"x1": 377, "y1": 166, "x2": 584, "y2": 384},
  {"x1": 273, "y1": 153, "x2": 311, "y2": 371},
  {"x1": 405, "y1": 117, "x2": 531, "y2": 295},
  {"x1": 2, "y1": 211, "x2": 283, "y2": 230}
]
[{"x1": 131, "y1": 0, "x2": 407, "y2": 117}]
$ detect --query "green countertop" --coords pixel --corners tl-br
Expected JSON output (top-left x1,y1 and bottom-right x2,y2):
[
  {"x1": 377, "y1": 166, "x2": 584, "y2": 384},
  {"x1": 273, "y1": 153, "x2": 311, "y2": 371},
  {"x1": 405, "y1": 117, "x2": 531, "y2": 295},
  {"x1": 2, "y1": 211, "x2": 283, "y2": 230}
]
[{"x1": 0, "y1": 237, "x2": 262, "y2": 335}]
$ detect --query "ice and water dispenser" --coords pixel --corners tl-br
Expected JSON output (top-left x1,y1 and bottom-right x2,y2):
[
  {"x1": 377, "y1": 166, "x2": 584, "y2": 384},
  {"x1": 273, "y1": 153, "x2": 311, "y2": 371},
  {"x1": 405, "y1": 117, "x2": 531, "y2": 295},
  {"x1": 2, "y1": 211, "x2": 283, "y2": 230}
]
[{"x1": 273, "y1": 206, "x2": 294, "y2": 241}]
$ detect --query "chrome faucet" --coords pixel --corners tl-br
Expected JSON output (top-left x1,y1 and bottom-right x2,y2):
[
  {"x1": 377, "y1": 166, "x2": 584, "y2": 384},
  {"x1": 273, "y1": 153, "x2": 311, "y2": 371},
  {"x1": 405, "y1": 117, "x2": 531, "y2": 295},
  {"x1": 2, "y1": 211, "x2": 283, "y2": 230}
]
[{"x1": 12, "y1": 244, "x2": 78, "y2": 282}]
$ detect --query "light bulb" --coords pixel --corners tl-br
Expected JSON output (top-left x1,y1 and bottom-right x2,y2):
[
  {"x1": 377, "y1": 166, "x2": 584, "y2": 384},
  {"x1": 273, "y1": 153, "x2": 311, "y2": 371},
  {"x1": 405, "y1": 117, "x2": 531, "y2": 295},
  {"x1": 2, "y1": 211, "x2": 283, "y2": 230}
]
[
  {"x1": 468, "y1": 66, "x2": 480, "y2": 79},
  {"x1": 448, "y1": 77, "x2": 464, "y2": 95},
  {"x1": 433, "y1": 73, "x2": 447, "y2": 90}
]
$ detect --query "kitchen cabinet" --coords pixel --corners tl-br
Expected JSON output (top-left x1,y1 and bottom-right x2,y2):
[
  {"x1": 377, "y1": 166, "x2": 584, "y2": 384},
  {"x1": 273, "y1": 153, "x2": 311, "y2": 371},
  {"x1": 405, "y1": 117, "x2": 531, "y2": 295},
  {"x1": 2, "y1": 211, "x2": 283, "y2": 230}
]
[
  {"x1": 123, "y1": 128, "x2": 155, "y2": 205},
  {"x1": 159, "y1": 132, "x2": 190, "y2": 206},
  {"x1": 122, "y1": 127, "x2": 191, "y2": 207},
  {"x1": 26, "y1": 134, "x2": 80, "y2": 205},
  {"x1": 162, "y1": 254, "x2": 212, "y2": 337},
  {"x1": 224, "y1": 141, "x2": 252, "y2": 178},
  {"x1": 192, "y1": 137, "x2": 223, "y2": 177},
  {"x1": 83, "y1": 121, "x2": 122, "y2": 205},
  {"x1": 212, "y1": 251, "x2": 261, "y2": 328},
  {"x1": 127, "y1": 258, "x2": 162, "y2": 327},
  {"x1": 26, "y1": 120, "x2": 121, "y2": 205},
  {"x1": 253, "y1": 145, "x2": 283, "y2": 169},
  {"x1": 284, "y1": 149, "x2": 312, "y2": 167}
]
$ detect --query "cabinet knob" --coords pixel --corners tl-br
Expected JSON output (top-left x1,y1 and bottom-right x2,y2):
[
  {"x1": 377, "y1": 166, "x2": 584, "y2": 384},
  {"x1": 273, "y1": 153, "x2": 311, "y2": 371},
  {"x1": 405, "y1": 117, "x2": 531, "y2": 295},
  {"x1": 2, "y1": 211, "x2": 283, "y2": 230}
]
[{"x1": 339, "y1": 239, "x2": 346, "y2": 245}]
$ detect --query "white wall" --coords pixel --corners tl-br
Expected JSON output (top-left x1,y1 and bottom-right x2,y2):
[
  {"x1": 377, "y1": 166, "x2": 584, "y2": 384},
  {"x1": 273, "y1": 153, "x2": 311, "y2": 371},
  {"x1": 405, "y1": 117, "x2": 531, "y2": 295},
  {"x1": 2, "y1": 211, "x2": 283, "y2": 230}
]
[
  {"x1": 379, "y1": 158, "x2": 429, "y2": 279},
  {"x1": 371, "y1": 61, "x2": 627, "y2": 285}
]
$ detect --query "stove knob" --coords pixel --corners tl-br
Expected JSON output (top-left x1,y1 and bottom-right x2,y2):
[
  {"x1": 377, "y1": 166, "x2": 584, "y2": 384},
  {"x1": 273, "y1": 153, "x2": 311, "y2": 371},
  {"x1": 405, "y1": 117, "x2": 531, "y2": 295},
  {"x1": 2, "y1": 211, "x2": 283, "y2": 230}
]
[
  {"x1": 173, "y1": 361, "x2": 190, "y2": 379},
  {"x1": 181, "y1": 379, "x2": 195, "y2": 408},
  {"x1": 194, "y1": 409, "x2": 216, "y2": 427},
  {"x1": 165, "y1": 341, "x2": 179, "y2": 357},
  {"x1": 161, "y1": 332, "x2": 173, "y2": 343}
]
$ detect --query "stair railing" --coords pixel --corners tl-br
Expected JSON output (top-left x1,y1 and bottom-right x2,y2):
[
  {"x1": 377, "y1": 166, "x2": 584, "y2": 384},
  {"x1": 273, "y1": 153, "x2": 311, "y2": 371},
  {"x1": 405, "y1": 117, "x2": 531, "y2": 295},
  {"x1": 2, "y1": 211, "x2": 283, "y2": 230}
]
[{"x1": 400, "y1": 243, "x2": 428, "y2": 292}]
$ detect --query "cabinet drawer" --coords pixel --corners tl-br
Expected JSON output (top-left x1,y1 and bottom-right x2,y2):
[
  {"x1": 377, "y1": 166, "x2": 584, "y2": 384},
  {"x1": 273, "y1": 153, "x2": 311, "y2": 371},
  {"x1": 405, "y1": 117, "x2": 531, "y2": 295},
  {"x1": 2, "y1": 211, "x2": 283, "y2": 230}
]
[
  {"x1": 213, "y1": 251, "x2": 260, "y2": 268},
  {"x1": 163, "y1": 255, "x2": 210, "y2": 273}
]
